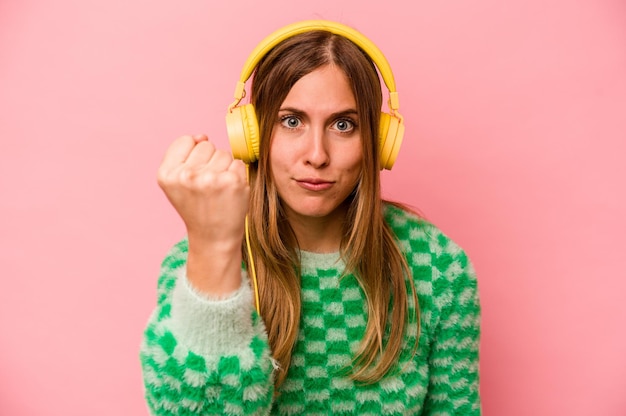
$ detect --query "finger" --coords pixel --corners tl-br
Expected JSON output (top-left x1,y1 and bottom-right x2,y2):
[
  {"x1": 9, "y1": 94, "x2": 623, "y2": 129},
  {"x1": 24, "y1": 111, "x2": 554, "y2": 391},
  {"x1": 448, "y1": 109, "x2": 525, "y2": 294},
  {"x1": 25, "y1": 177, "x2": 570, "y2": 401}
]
[
  {"x1": 204, "y1": 149, "x2": 234, "y2": 173},
  {"x1": 185, "y1": 140, "x2": 216, "y2": 167},
  {"x1": 193, "y1": 134, "x2": 208, "y2": 143},
  {"x1": 227, "y1": 158, "x2": 248, "y2": 184},
  {"x1": 159, "y1": 135, "x2": 196, "y2": 173}
]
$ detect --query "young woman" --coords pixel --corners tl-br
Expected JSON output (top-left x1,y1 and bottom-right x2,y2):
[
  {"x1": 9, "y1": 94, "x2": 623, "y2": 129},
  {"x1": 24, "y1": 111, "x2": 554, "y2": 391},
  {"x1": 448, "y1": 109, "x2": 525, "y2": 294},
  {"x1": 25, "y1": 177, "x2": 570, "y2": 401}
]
[{"x1": 140, "y1": 21, "x2": 481, "y2": 415}]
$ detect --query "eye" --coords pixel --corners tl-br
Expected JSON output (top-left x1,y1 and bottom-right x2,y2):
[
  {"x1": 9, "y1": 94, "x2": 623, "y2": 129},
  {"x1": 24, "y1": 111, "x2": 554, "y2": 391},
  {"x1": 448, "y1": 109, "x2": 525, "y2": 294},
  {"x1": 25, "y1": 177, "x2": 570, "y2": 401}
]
[
  {"x1": 280, "y1": 116, "x2": 302, "y2": 129},
  {"x1": 332, "y1": 118, "x2": 356, "y2": 133}
]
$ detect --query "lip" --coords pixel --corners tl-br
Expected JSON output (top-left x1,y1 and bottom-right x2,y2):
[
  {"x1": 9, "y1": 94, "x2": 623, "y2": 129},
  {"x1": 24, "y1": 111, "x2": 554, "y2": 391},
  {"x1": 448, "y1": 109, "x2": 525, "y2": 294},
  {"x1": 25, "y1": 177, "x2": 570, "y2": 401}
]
[{"x1": 295, "y1": 178, "x2": 334, "y2": 191}]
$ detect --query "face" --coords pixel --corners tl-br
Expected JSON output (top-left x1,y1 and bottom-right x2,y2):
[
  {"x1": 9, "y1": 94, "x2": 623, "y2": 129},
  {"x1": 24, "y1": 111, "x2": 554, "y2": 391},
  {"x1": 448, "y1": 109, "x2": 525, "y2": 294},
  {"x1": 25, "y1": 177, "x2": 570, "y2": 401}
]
[{"x1": 269, "y1": 64, "x2": 363, "y2": 225}]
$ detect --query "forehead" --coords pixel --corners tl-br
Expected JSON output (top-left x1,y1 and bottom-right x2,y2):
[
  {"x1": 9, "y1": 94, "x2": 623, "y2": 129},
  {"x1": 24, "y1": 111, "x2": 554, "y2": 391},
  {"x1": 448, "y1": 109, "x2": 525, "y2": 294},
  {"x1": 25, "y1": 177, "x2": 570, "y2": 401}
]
[{"x1": 280, "y1": 65, "x2": 356, "y2": 113}]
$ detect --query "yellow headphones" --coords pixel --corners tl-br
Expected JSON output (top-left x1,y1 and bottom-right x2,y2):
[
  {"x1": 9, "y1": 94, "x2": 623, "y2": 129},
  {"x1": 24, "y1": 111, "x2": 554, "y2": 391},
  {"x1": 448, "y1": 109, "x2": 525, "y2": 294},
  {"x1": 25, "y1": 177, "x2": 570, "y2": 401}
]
[{"x1": 226, "y1": 20, "x2": 405, "y2": 170}]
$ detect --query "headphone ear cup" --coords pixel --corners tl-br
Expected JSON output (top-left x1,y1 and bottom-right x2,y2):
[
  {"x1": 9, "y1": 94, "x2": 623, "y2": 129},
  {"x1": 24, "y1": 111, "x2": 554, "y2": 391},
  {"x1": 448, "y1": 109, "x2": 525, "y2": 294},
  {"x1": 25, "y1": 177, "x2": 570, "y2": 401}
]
[
  {"x1": 226, "y1": 104, "x2": 260, "y2": 164},
  {"x1": 378, "y1": 112, "x2": 405, "y2": 170}
]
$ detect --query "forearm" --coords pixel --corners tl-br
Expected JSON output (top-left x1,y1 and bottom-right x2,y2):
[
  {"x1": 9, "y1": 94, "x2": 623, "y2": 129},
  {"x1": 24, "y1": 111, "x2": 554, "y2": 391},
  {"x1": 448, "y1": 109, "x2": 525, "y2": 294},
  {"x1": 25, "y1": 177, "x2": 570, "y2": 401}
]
[
  {"x1": 424, "y1": 243, "x2": 481, "y2": 415},
  {"x1": 141, "y1": 318, "x2": 274, "y2": 415},
  {"x1": 140, "y1": 240, "x2": 274, "y2": 415}
]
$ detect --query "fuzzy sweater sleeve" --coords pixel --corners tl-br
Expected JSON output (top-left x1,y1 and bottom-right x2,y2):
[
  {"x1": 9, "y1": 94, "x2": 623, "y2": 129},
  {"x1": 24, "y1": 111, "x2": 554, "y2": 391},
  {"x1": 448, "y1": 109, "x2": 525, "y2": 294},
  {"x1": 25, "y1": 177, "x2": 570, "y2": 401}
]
[
  {"x1": 139, "y1": 239, "x2": 274, "y2": 415},
  {"x1": 422, "y1": 234, "x2": 481, "y2": 415}
]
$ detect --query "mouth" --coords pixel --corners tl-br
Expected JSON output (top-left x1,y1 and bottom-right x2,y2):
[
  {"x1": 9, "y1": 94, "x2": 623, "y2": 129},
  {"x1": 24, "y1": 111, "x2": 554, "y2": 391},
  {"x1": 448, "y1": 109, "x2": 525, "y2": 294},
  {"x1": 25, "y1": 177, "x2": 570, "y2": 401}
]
[{"x1": 295, "y1": 178, "x2": 334, "y2": 191}]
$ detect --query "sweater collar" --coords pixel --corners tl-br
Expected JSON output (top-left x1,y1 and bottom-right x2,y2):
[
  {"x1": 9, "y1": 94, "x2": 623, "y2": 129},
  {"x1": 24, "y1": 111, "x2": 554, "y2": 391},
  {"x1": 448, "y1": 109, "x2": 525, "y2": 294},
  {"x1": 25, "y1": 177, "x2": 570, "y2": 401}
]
[{"x1": 298, "y1": 250, "x2": 344, "y2": 272}]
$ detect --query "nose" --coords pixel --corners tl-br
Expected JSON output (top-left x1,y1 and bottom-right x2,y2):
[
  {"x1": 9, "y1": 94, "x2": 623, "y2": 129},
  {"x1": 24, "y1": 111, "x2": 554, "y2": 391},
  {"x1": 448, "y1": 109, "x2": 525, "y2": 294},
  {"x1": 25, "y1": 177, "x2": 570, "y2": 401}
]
[{"x1": 304, "y1": 126, "x2": 330, "y2": 168}]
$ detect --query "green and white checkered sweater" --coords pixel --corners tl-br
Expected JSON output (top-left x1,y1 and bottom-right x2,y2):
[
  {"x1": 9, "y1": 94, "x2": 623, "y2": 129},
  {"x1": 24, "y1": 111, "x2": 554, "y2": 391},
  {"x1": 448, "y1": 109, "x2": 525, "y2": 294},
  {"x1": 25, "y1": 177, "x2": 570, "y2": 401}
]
[{"x1": 140, "y1": 204, "x2": 481, "y2": 415}]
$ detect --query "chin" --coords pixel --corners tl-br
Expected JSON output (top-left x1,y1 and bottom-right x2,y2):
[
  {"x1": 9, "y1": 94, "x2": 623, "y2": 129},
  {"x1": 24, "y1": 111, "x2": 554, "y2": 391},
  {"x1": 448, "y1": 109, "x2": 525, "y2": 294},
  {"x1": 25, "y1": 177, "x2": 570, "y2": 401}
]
[
  {"x1": 288, "y1": 202, "x2": 348, "y2": 221},
  {"x1": 294, "y1": 207, "x2": 334, "y2": 218}
]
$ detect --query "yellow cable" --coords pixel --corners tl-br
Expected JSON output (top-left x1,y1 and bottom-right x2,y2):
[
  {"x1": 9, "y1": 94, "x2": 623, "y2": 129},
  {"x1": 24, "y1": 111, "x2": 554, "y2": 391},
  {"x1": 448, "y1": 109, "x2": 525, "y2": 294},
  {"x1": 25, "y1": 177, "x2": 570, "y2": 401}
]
[{"x1": 245, "y1": 165, "x2": 261, "y2": 314}]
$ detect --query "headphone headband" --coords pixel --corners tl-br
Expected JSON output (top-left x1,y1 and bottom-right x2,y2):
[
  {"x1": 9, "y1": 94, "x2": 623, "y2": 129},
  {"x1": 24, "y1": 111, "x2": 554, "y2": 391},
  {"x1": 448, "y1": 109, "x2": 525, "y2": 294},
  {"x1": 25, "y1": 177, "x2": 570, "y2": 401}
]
[
  {"x1": 230, "y1": 20, "x2": 400, "y2": 112},
  {"x1": 226, "y1": 19, "x2": 405, "y2": 170}
]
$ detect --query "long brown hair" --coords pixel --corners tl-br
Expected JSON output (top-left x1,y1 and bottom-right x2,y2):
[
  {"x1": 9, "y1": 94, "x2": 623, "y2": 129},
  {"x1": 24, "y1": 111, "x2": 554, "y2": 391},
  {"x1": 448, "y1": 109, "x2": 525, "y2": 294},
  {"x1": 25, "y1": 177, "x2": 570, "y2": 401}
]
[{"x1": 244, "y1": 30, "x2": 419, "y2": 387}]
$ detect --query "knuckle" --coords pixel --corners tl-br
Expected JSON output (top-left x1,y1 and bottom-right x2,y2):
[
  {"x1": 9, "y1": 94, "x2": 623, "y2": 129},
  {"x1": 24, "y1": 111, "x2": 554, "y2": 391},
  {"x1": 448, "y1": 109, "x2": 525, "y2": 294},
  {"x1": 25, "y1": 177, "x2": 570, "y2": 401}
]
[
  {"x1": 157, "y1": 168, "x2": 172, "y2": 188},
  {"x1": 156, "y1": 169, "x2": 166, "y2": 185},
  {"x1": 196, "y1": 171, "x2": 218, "y2": 189},
  {"x1": 178, "y1": 167, "x2": 198, "y2": 185}
]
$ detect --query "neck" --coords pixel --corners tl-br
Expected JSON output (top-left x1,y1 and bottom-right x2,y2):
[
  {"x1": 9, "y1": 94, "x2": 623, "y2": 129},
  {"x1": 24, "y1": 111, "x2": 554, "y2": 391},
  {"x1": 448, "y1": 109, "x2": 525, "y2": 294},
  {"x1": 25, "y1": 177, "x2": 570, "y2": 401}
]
[{"x1": 285, "y1": 206, "x2": 348, "y2": 253}]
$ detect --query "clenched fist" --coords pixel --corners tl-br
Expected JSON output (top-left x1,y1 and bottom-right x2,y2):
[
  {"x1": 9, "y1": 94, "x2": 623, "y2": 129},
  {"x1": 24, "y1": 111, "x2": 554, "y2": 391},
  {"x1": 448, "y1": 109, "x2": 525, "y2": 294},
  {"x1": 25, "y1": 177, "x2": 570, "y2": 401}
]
[{"x1": 157, "y1": 134, "x2": 249, "y2": 295}]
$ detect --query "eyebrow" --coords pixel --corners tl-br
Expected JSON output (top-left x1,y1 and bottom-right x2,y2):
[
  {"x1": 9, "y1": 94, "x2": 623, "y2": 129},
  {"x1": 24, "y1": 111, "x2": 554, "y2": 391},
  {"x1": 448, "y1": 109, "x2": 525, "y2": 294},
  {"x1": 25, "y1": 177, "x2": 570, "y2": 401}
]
[{"x1": 278, "y1": 107, "x2": 359, "y2": 119}]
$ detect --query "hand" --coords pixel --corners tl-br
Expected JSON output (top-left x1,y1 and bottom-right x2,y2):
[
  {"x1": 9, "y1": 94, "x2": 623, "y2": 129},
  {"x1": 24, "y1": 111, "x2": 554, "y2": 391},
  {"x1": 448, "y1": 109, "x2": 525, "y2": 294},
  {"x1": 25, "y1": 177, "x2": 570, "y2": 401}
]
[
  {"x1": 157, "y1": 135, "x2": 249, "y2": 295},
  {"x1": 157, "y1": 134, "x2": 249, "y2": 251}
]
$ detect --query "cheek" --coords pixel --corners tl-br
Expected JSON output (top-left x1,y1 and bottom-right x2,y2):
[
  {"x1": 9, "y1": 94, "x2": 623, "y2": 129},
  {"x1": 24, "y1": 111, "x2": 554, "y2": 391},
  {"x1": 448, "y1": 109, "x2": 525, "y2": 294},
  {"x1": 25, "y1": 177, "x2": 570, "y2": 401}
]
[
  {"x1": 339, "y1": 156, "x2": 363, "y2": 192},
  {"x1": 346, "y1": 147, "x2": 364, "y2": 176},
  {"x1": 268, "y1": 135, "x2": 291, "y2": 170},
  {"x1": 268, "y1": 150, "x2": 292, "y2": 195},
  {"x1": 268, "y1": 138, "x2": 282, "y2": 175},
  {"x1": 269, "y1": 149, "x2": 286, "y2": 176},
  {"x1": 351, "y1": 146, "x2": 366, "y2": 185}
]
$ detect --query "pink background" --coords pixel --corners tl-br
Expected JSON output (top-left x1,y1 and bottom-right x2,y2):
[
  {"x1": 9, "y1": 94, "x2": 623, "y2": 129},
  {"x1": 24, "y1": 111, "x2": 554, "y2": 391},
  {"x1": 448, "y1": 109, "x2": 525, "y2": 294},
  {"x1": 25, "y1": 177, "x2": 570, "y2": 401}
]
[{"x1": 1, "y1": 0, "x2": 625, "y2": 415}]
